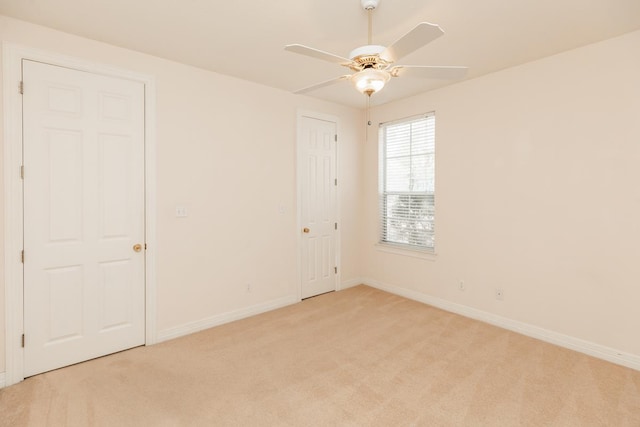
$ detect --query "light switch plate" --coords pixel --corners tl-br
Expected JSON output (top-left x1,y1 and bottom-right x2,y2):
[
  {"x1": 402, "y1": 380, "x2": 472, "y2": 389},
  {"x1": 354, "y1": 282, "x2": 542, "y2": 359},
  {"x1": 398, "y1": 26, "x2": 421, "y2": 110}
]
[{"x1": 175, "y1": 206, "x2": 188, "y2": 217}]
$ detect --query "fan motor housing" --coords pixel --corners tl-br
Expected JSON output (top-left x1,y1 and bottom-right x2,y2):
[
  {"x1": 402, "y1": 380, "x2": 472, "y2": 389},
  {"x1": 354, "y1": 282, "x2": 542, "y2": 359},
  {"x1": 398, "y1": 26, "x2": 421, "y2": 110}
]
[{"x1": 349, "y1": 45, "x2": 389, "y2": 71}]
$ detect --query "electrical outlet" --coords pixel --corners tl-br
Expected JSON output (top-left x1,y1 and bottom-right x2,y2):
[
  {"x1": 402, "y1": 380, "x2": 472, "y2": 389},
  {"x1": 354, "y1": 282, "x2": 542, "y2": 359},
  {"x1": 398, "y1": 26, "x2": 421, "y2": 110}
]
[
  {"x1": 459, "y1": 280, "x2": 465, "y2": 291},
  {"x1": 495, "y1": 289, "x2": 504, "y2": 300}
]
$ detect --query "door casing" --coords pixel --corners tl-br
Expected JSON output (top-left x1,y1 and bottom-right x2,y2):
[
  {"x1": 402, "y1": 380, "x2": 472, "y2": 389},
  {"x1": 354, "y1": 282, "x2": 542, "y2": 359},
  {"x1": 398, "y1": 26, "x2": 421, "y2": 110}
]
[
  {"x1": 2, "y1": 43, "x2": 158, "y2": 386},
  {"x1": 296, "y1": 110, "x2": 341, "y2": 301}
]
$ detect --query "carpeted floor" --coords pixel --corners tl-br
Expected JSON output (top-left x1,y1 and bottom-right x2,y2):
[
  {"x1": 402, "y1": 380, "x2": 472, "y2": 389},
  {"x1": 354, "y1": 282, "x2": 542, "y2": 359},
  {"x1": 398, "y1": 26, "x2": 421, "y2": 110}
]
[{"x1": 1, "y1": 285, "x2": 639, "y2": 426}]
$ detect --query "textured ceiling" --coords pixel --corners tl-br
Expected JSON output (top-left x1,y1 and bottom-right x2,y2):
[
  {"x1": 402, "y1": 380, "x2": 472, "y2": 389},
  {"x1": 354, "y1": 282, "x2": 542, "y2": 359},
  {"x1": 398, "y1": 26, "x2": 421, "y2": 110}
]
[{"x1": 1, "y1": 0, "x2": 639, "y2": 108}]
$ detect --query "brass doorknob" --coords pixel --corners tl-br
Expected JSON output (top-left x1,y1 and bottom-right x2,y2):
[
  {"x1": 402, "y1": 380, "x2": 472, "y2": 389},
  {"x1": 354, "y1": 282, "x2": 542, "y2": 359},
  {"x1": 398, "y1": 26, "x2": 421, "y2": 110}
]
[
  {"x1": 133, "y1": 243, "x2": 143, "y2": 252},
  {"x1": 303, "y1": 228, "x2": 310, "y2": 233}
]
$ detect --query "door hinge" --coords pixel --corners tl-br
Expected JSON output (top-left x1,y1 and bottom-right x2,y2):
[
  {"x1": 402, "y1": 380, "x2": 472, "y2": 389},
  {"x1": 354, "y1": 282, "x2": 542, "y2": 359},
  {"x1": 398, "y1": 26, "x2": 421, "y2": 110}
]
[
  {"x1": 334, "y1": 178, "x2": 337, "y2": 186},
  {"x1": 334, "y1": 222, "x2": 337, "y2": 230},
  {"x1": 21, "y1": 250, "x2": 24, "y2": 263},
  {"x1": 19, "y1": 81, "x2": 24, "y2": 94},
  {"x1": 334, "y1": 266, "x2": 338, "y2": 274},
  {"x1": 20, "y1": 165, "x2": 24, "y2": 179},
  {"x1": 21, "y1": 334, "x2": 25, "y2": 348},
  {"x1": 334, "y1": 134, "x2": 337, "y2": 142}
]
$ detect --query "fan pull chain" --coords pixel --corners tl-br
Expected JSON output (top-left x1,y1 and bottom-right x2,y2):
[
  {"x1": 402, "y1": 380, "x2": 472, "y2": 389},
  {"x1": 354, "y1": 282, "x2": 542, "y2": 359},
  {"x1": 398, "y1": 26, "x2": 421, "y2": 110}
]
[{"x1": 365, "y1": 96, "x2": 372, "y2": 142}]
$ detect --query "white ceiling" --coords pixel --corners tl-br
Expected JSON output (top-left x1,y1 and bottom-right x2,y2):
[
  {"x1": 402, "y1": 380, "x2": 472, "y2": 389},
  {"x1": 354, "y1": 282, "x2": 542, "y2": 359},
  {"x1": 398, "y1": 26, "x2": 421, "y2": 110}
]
[{"x1": 1, "y1": 0, "x2": 640, "y2": 109}]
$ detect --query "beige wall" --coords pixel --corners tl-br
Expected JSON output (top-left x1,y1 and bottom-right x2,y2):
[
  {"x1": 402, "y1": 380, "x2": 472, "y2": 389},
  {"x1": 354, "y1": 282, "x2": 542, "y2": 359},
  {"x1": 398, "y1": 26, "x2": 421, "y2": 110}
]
[
  {"x1": 0, "y1": 15, "x2": 364, "y2": 373},
  {"x1": 364, "y1": 30, "x2": 640, "y2": 357}
]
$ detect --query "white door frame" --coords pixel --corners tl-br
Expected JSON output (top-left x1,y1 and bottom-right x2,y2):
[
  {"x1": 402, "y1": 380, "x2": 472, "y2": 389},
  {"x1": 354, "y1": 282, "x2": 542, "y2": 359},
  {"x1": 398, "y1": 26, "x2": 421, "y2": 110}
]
[
  {"x1": 2, "y1": 43, "x2": 158, "y2": 386},
  {"x1": 296, "y1": 110, "x2": 341, "y2": 301}
]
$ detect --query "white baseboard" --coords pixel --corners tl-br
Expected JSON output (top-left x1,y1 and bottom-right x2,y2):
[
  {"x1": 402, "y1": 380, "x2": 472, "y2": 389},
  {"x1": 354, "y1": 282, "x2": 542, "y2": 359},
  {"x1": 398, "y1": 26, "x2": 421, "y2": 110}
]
[
  {"x1": 362, "y1": 277, "x2": 640, "y2": 372},
  {"x1": 156, "y1": 294, "x2": 298, "y2": 343},
  {"x1": 0, "y1": 372, "x2": 6, "y2": 389},
  {"x1": 340, "y1": 278, "x2": 363, "y2": 290}
]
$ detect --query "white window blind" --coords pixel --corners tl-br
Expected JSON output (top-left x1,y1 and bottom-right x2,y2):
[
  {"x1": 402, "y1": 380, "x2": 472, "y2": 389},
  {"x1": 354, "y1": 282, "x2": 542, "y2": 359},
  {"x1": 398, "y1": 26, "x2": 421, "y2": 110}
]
[{"x1": 379, "y1": 113, "x2": 435, "y2": 250}]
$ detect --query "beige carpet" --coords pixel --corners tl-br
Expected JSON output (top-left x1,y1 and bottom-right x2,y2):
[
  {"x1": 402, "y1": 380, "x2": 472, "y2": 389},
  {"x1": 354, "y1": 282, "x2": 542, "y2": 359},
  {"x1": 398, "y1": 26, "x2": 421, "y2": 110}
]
[{"x1": 1, "y1": 285, "x2": 639, "y2": 426}]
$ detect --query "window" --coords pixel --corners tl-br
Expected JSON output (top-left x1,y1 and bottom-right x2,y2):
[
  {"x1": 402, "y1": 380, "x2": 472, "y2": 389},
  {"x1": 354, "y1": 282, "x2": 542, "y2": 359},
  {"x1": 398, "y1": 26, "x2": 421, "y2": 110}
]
[{"x1": 379, "y1": 113, "x2": 435, "y2": 251}]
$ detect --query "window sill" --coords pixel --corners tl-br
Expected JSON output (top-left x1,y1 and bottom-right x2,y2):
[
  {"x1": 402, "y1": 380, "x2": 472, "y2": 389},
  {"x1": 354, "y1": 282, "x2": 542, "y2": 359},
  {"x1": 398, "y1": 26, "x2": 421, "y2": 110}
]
[{"x1": 375, "y1": 243, "x2": 437, "y2": 261}]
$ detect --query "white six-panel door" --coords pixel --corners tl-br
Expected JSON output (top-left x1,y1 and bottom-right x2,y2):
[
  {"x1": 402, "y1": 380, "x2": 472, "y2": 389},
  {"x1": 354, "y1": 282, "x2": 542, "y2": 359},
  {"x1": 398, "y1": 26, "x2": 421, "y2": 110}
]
[
  {"x1": 22, "y1": 60, "x2": 146, "y2": 376},
  {"x1": 300, "y1": 116, "x2": 337, "y2": 299}
]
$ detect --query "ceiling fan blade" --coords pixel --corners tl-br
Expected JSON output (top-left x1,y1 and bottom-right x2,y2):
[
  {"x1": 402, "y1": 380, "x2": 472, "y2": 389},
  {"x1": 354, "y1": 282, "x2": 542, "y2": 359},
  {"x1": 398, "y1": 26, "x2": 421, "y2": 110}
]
[
  {"x1": 380, "y1": 22, "x2": 445, "y2": 62},
  {"x1": 285, "y1": 44, "x2": 352, "y2": 65},
  {"x1": 293, "y1": 75, "x2": 351, "y2": 94},
  {"x1": 390, "y1": 65, "x2": 468, "y2": 80}
]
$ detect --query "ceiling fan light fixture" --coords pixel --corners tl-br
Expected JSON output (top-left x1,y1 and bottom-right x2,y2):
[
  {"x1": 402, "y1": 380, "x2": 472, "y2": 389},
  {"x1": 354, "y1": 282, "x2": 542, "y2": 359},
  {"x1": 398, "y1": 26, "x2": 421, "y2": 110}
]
[
  {"x1": 351, "y1": 68, "x2": 390, "y2": 96},
  {"x1": 286, "y1": 0, "x2": 467, "y2": 98}
]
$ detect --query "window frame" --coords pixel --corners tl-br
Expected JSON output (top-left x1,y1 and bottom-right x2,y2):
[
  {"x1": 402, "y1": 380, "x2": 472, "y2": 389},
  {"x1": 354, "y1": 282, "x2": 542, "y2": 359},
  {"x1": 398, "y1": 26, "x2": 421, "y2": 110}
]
[{"x1": 378, "y1": 112, "x2": 436, "y2": 254}]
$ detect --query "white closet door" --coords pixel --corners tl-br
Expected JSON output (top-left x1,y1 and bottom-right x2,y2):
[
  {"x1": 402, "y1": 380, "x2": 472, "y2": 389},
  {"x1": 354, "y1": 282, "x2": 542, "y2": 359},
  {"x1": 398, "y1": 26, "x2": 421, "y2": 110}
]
[
  {"x1": 300, "y1": 116, "x2": 337, "y2": 299},
  {"x1": 23, "y1": 60, "x2": 146, "y2": 376}
]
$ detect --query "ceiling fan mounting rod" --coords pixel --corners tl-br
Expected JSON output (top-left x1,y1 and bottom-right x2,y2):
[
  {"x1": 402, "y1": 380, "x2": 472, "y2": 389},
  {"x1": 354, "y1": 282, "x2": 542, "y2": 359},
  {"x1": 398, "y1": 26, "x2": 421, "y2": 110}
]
[
  {"x1": 368, "y1": 9, "x2": 373, "y2": 45},
  {"x1": 362, "y1": 0, "x2": 378, "y2": 44}
]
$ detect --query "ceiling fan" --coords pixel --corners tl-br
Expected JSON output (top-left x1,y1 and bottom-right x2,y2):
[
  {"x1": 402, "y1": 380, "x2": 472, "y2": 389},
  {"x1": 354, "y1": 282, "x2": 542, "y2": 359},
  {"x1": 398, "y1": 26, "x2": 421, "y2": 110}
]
[{"x1": 285, "y1": 0, "x2": 467, "y2": 97}]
